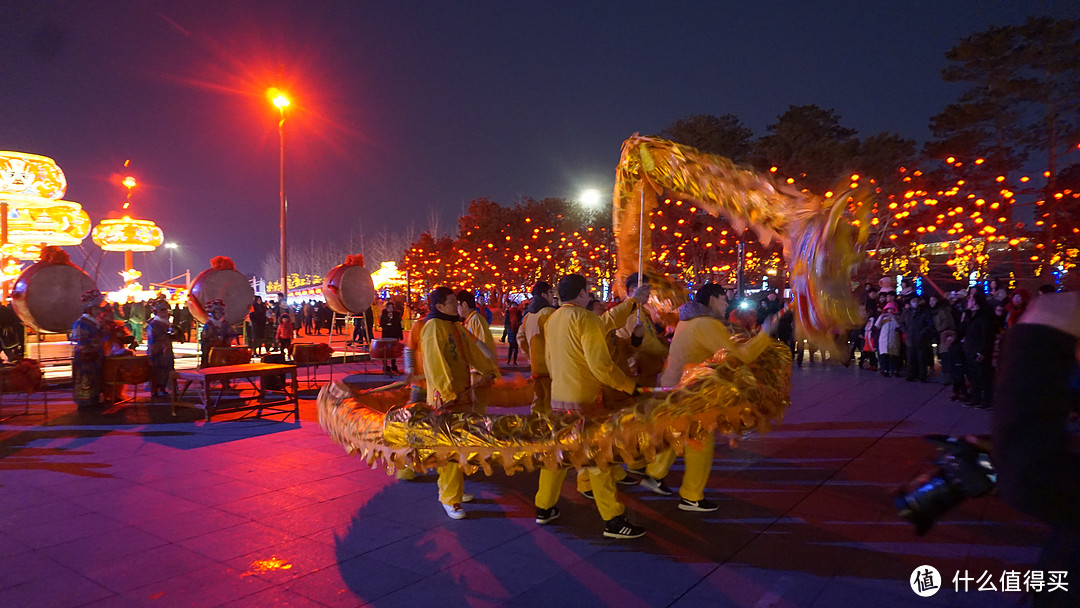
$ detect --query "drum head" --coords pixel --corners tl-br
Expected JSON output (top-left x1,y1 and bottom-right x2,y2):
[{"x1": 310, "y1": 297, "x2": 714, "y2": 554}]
[
  {"x1": 322, "y1": 264, "x2": 374, "y2": 314},
  {"x1": 11, "y1": 262, "x2": 96, "y2": 333},
  {"x1": 188, "y1": 268, "x2": 254, "y2": 325}
]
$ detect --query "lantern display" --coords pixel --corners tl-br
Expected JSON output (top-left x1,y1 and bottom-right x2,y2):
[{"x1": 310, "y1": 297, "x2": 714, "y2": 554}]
[
  {"x1": 91, "y1": 217, "x2": 165, "y2": 252},
  {"x1": 0, "y1": 151, "x2": 92, "y2": 246},
  {"x1": 0, "y1": 243, "x2": 43, "y2": 261}
]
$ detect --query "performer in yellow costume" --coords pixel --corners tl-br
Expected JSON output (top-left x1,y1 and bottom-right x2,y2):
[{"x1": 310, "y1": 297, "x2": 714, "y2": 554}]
[
  {"x1": 457, "y1": 290, "x2": 497, "y2": 412},
  {"x1": 534, "y1": 274, "x2": 647, "y2": 539},
  {"x1": 577, "y1": 274, "x2": 653, "y2": 497},
  {"x1": 517, "y1": 281, "x2": 557, "y2": 415},
  {"x1": 641, "y1": 282, "x2": 776, "y2": 511},
  {"x1": 420, "y1": 287, "x2": 500, "y2": 519},
  {"x1": 457, "y1": 290, "x2": 497, "y2": 360}
]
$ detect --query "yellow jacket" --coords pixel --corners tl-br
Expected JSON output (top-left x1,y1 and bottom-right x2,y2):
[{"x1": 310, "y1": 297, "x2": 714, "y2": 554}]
[
  {"x1": 420, "y1": 316, "x2": 500, "y2": 406},
  {"x1": 464, "y1": 310, "x2": 497, "y2": 361},
  {"x1": 611, "y1": 301, "x2": 669, "y2": 385},
  {"x1": 599, "y1": 297, "x2": 639, "y2": 333},
  {"x1": 545, "y1": 303, "x2": 636, "y2": 410},
  {"x1": 518, "y1": 305, "x2": 556, "y2": 376},
  {"x1": 659, "y1": 307, "x2": 773, "y2": 388}
]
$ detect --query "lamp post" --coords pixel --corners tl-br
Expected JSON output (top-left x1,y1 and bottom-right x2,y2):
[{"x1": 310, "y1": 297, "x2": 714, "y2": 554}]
[
  {"x1": 269, "y1": 88, "x2": 290, "y2": 304},
  {"x1": 165, "y1": 242, "x2": 177, "y2": 279}
]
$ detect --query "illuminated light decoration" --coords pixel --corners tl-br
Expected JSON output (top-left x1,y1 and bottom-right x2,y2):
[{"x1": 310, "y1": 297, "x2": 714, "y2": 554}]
[
  {"x1": 1, "y1": 259, "x2": 24, "y2": 282},
  {"x1": 0, "y1": 151, "x2": 67, "y2": 200},
  {"x1": 5, "y1": 201, "x2": 91, "y2": 245},
  {"x1": 370, "y1": 261, "x2": 405, "y2": 290},
  {"x1": 0, "y1": 243, "x2": 42, "y2": 261},
  {"x1": 91, "y1": 217, "x2": 165, "y2": 252},
  {"x1": 0, "y1": 152, "x2": 92, "y2": 247}
]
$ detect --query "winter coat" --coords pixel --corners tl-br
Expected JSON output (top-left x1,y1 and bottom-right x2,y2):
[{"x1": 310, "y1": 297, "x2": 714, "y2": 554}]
[{"x1": 876, "y1": 313, "x2": 901, "y2": 356}]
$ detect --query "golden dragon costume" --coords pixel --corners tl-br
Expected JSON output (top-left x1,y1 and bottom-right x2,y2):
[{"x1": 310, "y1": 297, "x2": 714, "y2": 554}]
[{"x1": 319, "y1": 135, "x2": 870, "y2": 475}]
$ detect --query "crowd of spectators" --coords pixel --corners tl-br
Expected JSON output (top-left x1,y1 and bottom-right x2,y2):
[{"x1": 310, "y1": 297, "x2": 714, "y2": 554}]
[{"x1": 848, "y1": 276, "x2": 1041, "y2": 409}]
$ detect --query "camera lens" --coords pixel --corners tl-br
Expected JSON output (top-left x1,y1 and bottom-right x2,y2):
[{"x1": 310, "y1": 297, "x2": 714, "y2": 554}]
[{"x1": 894, "y1": 473, "x2": 966, "y2": 536}]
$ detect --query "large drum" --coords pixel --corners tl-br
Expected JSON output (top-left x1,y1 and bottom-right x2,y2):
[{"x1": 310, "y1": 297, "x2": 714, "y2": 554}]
[
  {"x1": 322, "y1": 263, "x2": 375, "y2": 314},
  {"x1": 11, "y1": 259, "x2": 96, "y2": 333},
  {"x1": 188, "y1": 266, "x2": 254, "y2": 326}
]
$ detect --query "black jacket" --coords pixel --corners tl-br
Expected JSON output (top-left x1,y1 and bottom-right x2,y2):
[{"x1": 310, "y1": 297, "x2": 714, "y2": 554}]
[{"x1": 993, "y1": 324, "x2": 1080, "y2": 594}]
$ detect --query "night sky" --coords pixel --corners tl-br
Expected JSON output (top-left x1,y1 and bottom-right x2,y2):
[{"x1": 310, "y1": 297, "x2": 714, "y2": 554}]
[{"x1": 3, "y1": 1, "x2": 1078, "y2": 287}]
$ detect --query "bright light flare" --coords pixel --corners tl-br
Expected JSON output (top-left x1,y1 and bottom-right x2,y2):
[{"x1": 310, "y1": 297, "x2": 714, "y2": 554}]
[
  {"x1": 122, "y1": 176, "x2": 137, "y2": 189},
  {"x1": 579, "y1": 188, "x2": 602, "y2": 209},
  {"x1": 267, "y1": 88, "x2": 290, "y2": 109}
]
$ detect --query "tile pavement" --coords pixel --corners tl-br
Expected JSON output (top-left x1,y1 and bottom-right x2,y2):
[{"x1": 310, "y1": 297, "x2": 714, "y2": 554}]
[{"x1": 0, "y1": 358, "x2": 1065, "y2": 607}]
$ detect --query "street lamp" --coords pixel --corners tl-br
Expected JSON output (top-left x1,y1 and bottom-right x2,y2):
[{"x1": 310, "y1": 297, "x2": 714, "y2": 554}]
[
  {"x1": 122, "y1": 176, "x2": 136, "y2": 209},
  {"x1": 579, "y1": 188, "x2": 602, "y2": 210},
  {"x1": 268, "y1": 87, "x2": 290, "y2": 303},
  {"x1": 165, "y1": 242, "x2": 177, "y2": 279}
]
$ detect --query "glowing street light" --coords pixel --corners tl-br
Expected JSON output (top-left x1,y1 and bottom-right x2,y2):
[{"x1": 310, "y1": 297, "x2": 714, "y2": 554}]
[
  {"x1": 122, "y1": 175, "x2": 136, "y2": 209},
  {"x1": 579, "y1": 188, "x2": 602, "y2": 209},
  {"x1": 165, "y1": 242, "x2": 177, "y2": 278},
  {"x1": 268, "y1": 87, "x2": 289, "y2": 301}
]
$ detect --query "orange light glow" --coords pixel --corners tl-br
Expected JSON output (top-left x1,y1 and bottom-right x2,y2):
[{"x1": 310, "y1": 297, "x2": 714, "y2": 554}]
[
  {"x1": 91, "y1": 217, "x2": 165, "y2": 252},
  {"x1": 268, "y1": 88, "x2": 290, "y2": 109}
]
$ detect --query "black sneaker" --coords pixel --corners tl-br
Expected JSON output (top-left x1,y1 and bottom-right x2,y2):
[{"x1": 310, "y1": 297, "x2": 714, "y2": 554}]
[
  {"x1": 580, "y1": 490, "x2": 595, "y2": 500},
  {"x1": 603, "y1": 515, "x2": 645, "y2": 539},
  {"x1": 640, "y1": 475, "x2": 674, "y2": 496},
  {"x1": 628, "y1": 467, "x2": 646, "y2": 476},
  {"x1": 616, "y1": 476, "x2": 639, "y2": 486},
  {"x1": 535, "y1": 506, "x2": 561, "y2": 525},
  {"x1": 678, "y1": 498, "x2": 720, "y2": 512}
]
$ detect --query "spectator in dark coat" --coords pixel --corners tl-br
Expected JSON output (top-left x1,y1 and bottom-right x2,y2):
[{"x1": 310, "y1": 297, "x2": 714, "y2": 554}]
[
  {"x1": 248, "y1": 296, "x2": 268, "y2": 355},
  {"x1": 960, "y1": 291, "x2": 994, "y2": 408},
  {"x1": 379, "y1": 302, "x2": 404, "y2": 340},
  {"x1": 505, "y1": 301, "x2": 523, "y2": 365},
  {"x1": 904, "y1": 296, "x2": 936, "y2": 382},
  {"x1": 993, "y1": 289, "x2": 1080, "y2": 608}
]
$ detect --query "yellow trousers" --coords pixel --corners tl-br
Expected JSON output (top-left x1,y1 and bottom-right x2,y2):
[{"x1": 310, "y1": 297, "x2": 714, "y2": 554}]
[
  {"x1": 576, "y1": 465, "x2": 628, "y2": 492},
  {"x1": 530, "y1": 375, "x2": 551, "y2": 415},
  {"x1": 438, "y1": 463, "x2": 464, "y2": 505},
  {"x1": 536, "y1": 465, "x2": 624, "y2": 521},
  {"x1": 644, "y1": 439, "x2": 715, "y2": 502}
]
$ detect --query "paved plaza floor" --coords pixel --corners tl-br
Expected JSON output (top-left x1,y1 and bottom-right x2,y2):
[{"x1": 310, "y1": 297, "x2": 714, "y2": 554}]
[{"x1": 0, "y1": 354, "x2": 1062, "y2": 607}]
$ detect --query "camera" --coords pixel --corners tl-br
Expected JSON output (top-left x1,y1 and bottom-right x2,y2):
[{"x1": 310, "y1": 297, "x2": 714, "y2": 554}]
[{"x1": 894, "y1": 434, "x2": 997, "y2": 535}]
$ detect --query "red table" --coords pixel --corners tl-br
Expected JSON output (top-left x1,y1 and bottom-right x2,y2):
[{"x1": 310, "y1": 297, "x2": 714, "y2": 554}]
[{"x1": 170, "y1": 362, "x2": 298, "y2": 422}]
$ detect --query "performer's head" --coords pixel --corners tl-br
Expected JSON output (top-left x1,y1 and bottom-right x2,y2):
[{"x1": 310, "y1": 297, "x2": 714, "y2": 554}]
[
  {"x1": 694, "y1": 282, "x2": 727, "y2": 318},
  {"x1": 81, "y1": 289, "x2": 105, "y2": 313},
  {"x1": 428, "y1": 287, "x2": 458, "y2": 317},
  {"x1": 206, "y1": 298, "x2": 226, "y2": 320},
  {"x1": 586, "y1": 298, "x2": 605, "y2": 316},
  {"x1": 557, "y1": 274, "x2": 588, "y2": 305},
  {"x1": 455, "y1": 290, "x2": 477, "y2": 317},
  {"x1": 531, "y1": 281, "x2": 554, "y2": 305},
  {"x1": 625, "y1": 272, "x2": 648, "y2": 291}
]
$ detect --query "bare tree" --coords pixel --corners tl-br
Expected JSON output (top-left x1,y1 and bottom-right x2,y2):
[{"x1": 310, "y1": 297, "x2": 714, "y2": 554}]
[{"x1": 427, "y1": 207, "x2": 442, "y2": 238}]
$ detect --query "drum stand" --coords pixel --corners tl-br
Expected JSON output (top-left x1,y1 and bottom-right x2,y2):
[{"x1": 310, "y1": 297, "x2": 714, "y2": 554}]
[{"x1": 332, "y1": 312, "x2": 367, "y2": 367}]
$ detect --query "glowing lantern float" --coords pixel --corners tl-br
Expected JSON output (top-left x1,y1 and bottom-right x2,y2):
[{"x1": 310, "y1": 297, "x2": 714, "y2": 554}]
[
  {"x1": 0, "y1": 151, "x2": 92, "y2": 247},
  {"x1": 91, "y1": 216, "x2": 164, "y2": 287},
  {"x1": 91, "y1": 217, "x2": 165, "y2": 252}
]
